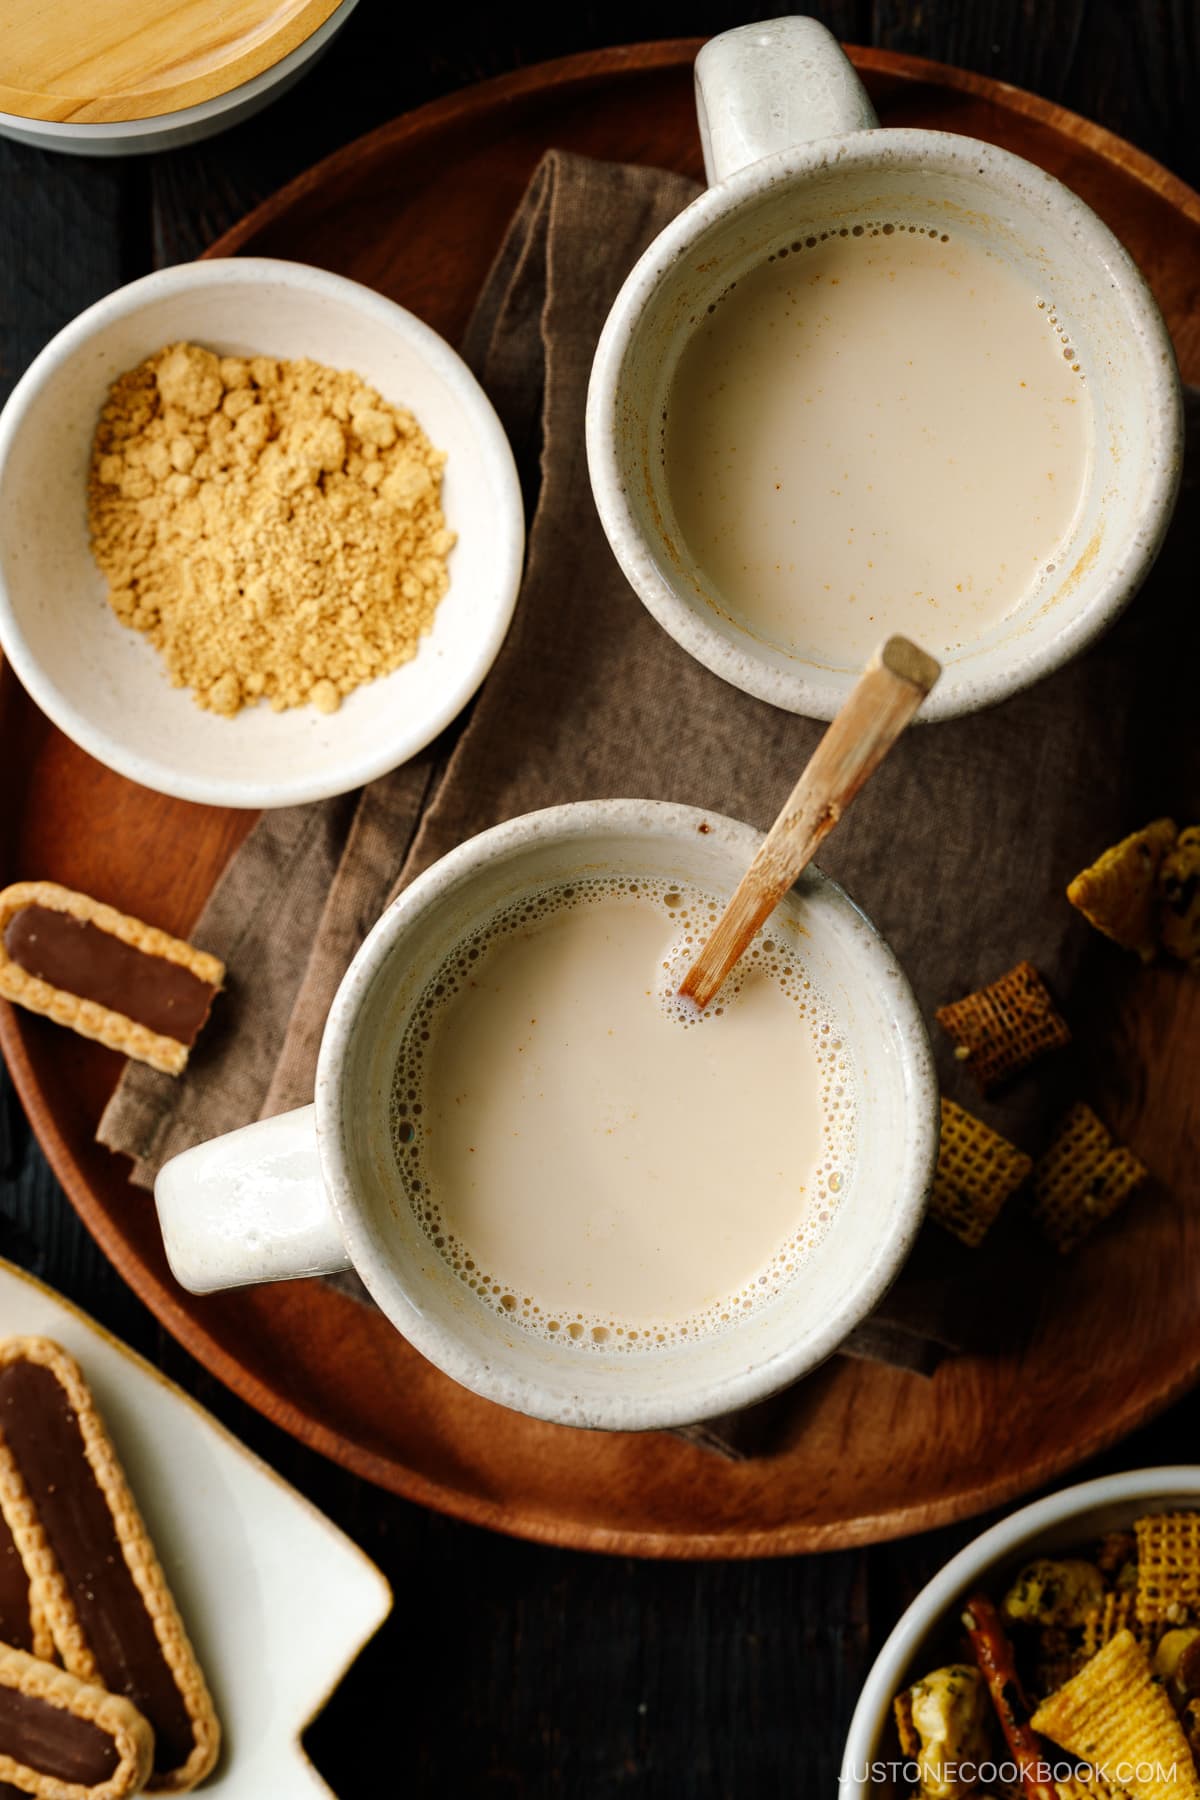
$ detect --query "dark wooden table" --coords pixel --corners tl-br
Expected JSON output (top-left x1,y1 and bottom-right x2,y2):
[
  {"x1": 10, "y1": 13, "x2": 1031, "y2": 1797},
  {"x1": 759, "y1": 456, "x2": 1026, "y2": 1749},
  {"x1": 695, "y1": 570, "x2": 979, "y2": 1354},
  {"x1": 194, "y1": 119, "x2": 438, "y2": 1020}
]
[{"x1": 1, "y1": 5, "x2": 1196, "y2": 1794}]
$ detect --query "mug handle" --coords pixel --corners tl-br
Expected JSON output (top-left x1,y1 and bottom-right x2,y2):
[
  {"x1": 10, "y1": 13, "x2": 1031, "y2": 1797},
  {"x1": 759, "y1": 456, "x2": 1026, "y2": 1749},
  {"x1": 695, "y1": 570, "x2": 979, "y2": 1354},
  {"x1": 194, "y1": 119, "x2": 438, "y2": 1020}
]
[
  {"x1": 154, "y1": 1105, "x2": 351, "y2": 1295},
  {"x1": 695, "y1": 16, "x2": 880, "y2": 185}
]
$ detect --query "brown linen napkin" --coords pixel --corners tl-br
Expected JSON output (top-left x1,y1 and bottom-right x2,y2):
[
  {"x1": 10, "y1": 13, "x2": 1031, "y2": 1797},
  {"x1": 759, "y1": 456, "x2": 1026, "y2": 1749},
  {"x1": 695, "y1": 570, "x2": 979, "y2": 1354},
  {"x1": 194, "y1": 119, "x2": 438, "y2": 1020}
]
[{"x1": 100, "y1": 150, "x2": 1199, "y2": 1452}]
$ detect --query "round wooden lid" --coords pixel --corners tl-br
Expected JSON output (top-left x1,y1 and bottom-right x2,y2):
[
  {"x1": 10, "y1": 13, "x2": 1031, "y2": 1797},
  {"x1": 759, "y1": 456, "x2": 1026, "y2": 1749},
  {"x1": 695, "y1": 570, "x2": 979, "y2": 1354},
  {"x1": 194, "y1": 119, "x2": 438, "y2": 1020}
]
[{"x1": 0, "y1": 0, "x2": 349, "y2": 125}]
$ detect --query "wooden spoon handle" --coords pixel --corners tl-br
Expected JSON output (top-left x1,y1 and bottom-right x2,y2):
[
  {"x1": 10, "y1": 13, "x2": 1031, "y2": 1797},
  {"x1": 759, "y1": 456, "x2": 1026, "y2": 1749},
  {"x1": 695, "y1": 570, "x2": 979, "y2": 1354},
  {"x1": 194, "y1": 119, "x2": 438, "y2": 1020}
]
[{"x1": 678, "y1": 637, "x2": 941, "y2": 1009}]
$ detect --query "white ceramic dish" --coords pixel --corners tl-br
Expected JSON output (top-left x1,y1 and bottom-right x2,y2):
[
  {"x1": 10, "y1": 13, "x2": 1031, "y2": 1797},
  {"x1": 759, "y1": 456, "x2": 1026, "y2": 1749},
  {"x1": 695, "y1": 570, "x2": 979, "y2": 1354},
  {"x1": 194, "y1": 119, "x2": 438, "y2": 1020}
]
[
  {"x1": 0, "y1": 0, "x2": 360, "y2": 157},
  {"x1": 0, "y1": 257, "x2": 524, "y2": 808},
  {"x1": 839, "y1": 1466, "x2": 1200, "y2": 1796},
  {"x1": 0, "y1": 1254, "x2": 392, "y2": 1798}
]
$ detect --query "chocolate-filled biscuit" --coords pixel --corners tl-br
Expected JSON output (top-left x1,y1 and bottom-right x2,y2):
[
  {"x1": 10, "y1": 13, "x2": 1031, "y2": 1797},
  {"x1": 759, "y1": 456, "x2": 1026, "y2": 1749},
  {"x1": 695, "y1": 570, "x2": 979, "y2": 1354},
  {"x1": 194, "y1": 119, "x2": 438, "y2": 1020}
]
[
  {"x1": 0, "y1": 1501, "x2": 53, "y2": 1662},
  {"x1": 0, "y1": 882, "x2": 223, "y2": 1076},
  {"x1": 0, "y1": 1532, "x2": 39, "y2": 1800},
  {"x1": 0, "y1": 1339, "x2": 220, "y2": 1793},
  {"x1": 0, "y1": 1642, "x2": 154, "y2": 1800}
]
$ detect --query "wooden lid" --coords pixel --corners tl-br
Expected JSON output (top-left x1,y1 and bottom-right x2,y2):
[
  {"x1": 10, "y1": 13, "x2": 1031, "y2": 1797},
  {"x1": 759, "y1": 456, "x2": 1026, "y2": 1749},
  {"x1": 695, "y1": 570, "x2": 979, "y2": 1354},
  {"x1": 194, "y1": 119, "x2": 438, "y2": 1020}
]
[{"x1": 0, "y1": 0, "x2": 348, "y2": 125}]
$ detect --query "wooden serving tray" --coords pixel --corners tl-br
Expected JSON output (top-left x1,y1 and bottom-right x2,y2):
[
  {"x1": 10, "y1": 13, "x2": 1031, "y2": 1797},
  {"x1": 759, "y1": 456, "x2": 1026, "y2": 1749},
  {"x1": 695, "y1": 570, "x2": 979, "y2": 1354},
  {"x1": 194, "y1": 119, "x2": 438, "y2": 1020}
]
[{"x1": 3, "y1": 44, "x2": 1198, "y2": 1557}]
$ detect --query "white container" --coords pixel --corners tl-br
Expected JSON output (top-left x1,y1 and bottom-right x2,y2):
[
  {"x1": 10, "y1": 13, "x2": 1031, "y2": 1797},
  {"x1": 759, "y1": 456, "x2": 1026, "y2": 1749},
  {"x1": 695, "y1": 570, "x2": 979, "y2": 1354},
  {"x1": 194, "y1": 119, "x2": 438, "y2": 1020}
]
[
  {"x1": 587, "y1": 17, "x2": 1182, "y2": 722},
  {"x1": 0, "y1": 1255, "x2": 393, "y2": 1800},
  {"x1": 156, "y1": 799, "x2": 939, "y2": 1432},
  {"x1": 0, "y1": 0, "x2": 360, "y2": 156},
  {"x1": 0, "y1": 257, "x2": 524, "y2": 809},
  {"x1": 839, "y1": 1467, "x2": 1200, "y2": 1795}
]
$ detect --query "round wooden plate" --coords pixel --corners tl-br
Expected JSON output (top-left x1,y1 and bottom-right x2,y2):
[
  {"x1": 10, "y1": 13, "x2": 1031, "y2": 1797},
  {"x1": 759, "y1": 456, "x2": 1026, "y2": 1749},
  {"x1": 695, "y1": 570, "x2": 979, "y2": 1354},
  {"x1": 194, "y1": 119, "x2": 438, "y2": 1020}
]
[{"x1": 3, "y1": 44, "x2": 1198, "y2": 1557}]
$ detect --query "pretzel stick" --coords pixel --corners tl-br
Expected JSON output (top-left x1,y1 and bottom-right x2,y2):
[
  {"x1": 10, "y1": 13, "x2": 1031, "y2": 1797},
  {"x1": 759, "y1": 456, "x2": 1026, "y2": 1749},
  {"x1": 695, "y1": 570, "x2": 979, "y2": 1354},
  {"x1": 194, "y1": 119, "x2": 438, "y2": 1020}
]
[{"x1": 962, "y1": 1591, "x2": 1058, "y2": 1800}]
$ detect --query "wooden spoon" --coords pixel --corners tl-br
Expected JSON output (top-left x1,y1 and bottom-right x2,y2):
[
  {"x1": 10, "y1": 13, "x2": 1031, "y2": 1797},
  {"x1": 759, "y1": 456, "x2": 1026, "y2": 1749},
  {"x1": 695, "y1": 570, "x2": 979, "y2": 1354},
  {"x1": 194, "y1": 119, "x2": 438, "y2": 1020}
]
[{"x1": 678, "y1": 635, "x2": 941, "y2": 1009}]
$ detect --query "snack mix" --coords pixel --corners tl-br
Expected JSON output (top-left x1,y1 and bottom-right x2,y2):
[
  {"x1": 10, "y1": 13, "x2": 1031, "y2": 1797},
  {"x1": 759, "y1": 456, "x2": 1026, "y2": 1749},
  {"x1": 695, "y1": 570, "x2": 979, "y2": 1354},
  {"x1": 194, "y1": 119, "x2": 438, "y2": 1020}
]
[{"x1": 894, "y1": 1513, "x2": 1200, "y2": 1800}]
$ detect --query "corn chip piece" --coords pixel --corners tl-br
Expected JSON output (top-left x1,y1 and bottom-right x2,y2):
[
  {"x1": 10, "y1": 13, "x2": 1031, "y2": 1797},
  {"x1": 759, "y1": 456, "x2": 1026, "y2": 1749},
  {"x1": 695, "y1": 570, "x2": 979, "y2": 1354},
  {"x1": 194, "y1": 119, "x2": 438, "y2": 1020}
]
[{"x1": 1031, "y1": 1630, "x2": 1200, "y2": 1800}]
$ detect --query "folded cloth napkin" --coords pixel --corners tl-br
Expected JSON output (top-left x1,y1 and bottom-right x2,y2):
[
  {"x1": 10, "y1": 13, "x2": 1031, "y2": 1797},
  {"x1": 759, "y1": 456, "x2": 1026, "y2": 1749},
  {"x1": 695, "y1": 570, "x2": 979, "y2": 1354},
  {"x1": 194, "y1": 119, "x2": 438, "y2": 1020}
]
[{"x1": 100, "y1": 149, "x2": 1199, "y2": 1456}]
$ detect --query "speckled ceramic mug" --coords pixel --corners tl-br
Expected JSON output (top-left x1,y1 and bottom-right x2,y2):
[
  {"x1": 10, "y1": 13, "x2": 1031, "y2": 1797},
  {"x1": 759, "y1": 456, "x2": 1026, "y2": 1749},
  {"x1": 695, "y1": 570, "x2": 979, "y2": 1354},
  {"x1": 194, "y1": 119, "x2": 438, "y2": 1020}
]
[
  {"x1": 154, "y1": 800, "x2": 938, "y2": 1431},
  {"x1": 586, "y1": 16, "x2": 1182, "y2": 722}
]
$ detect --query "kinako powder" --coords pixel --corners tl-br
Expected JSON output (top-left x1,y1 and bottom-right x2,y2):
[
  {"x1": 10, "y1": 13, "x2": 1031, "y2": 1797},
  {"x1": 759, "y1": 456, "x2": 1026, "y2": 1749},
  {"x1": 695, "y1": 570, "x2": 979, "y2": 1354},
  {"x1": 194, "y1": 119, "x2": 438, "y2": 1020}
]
[{"x1": 87, "y1": 342, "x2": 455, "y2": 716}]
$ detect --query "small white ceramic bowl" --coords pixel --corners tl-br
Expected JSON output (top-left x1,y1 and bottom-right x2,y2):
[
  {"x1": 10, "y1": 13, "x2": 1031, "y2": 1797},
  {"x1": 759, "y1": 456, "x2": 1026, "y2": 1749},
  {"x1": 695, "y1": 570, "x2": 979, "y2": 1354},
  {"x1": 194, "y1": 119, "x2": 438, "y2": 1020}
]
[
  {"x1": 0, "y1": 257, "x2": 524, "y2": 808},
  {"x1": 839, "y1": 1467, "x2": 1200, "y2": 1796}
]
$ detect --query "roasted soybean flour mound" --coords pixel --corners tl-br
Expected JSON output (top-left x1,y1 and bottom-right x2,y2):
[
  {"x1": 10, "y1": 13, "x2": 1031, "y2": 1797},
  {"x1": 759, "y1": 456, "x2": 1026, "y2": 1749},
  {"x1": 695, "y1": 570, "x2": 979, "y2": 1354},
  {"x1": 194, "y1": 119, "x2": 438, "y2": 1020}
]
[{"x1": 88, "y1": 343, "x2": 455, "y2": 716}]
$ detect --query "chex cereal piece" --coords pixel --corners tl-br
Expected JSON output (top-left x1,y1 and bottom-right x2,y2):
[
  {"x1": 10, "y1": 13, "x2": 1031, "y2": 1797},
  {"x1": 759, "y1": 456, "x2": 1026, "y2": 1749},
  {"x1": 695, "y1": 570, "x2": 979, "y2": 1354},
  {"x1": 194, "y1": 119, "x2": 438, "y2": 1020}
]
[
  {"x1": 1081, "y1": 1591, "x2": 1149, "y2": 1660},
  {"x1": 929, "y1": 1099, "x2": 1032, "y2": 1247},
  {"x1": 1135, "y1": 1513, "x2": 1200, "y2": 1627},
  {"x1": 1159, "y1": 826, "x2": 1200, "y2": 973},
  {"x1": 1067, "y1": 819, "x2": 1178, "y2": 963},
  {"x1": 1032, "y1": 1104, "x2": 1148, "y2": 1254},
  {"x1": 936, "y1": 961, "x2": 1071, "y2": 1093},
  {"x1": 0, "y1": 1337, "x2": 220, "y2": 1792},
  {"x1": 0, "y1": 881, "x2": 223, "y2": 1076},
  {"x1": 0, "y1": 1642, "x2": 153, "y2": 1800},
  {"x1": 1031, "y1": 1630, "x2": 1200, "y2": 1800},
  {"x1": 1031, "y1": 1623, "x2": 1091, "y2": 1702}
]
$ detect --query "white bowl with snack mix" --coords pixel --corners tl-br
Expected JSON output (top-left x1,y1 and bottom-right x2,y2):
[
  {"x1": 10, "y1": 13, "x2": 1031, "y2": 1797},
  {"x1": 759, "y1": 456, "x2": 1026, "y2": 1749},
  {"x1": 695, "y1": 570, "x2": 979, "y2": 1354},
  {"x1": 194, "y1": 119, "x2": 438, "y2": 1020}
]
[
  {"x1": 0, "y1": 258, "x2": 524, "y2": 808},
  {"x1": 840, "y1": 1468, "x2": 1200, "y2": 1798}
]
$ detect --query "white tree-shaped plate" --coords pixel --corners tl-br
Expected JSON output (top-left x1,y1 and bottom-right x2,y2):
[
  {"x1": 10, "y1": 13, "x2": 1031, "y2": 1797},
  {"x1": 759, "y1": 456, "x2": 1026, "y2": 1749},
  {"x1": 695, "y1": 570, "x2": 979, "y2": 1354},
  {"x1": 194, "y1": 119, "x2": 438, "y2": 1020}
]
[{"x1": 0, "y1": 1256, "x2": 393, "y2": 1797}]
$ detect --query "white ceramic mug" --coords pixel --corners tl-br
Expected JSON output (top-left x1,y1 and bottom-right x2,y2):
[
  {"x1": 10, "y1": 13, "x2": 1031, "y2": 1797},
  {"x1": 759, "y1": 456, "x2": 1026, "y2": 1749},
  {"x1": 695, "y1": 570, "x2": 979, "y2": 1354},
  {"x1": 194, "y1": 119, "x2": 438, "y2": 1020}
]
[
  {"x1": 586, "y1": 16, "x2": 1182, "y2": 722},
  {"x1": 155, "y1": 800, "x2": 938, "y2": 1432}
]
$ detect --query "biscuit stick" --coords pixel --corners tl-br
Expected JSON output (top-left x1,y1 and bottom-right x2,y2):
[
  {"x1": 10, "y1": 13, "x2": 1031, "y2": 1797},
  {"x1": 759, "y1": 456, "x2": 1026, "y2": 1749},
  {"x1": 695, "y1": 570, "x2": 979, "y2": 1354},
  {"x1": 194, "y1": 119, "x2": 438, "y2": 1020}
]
[
  {"x1": 963, "y1": 1590, "x2": 1058, "y2": 1800},
  {"x1": 0, "y1": 882, "x2": 223, "y2": 1075},
  {"x1": 0, "y1": 1643, "x2": 154, "y2": 1800},
  {"x1": 0, "y1": 1338, "x2": 219, "y2": 1793}
]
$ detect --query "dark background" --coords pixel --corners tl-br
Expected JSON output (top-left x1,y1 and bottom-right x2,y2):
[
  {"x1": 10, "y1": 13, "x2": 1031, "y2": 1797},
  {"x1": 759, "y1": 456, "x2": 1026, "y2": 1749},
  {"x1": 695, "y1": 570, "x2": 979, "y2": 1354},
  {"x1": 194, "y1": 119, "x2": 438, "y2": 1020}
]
[{"x1": 1, "y1": 4, "x2": 1197, "y2": 1794}]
